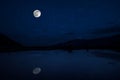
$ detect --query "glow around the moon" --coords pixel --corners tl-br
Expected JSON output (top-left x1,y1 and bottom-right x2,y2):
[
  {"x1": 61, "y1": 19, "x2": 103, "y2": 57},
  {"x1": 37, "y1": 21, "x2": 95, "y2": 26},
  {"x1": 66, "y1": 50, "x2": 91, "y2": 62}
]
[{"x1": 33, "y1": 10, "x2": 41, "y2": 18}]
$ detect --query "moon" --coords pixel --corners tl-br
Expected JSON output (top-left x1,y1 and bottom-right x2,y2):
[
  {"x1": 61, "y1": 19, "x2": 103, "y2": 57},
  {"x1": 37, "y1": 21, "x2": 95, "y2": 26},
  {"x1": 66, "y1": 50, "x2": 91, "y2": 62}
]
[
  {"x1": 33, "y1": 67, "x2": 42, "y2": 75},
  {"x1": 33, "y1": 10, "x2": 41, "y2": 18}
]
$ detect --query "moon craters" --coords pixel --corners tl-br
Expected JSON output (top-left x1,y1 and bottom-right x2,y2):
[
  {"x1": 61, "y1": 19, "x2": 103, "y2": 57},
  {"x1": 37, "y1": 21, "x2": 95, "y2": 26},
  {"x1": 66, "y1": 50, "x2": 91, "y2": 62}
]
[{"x1": 33, "y1": 10, "x2": 41, "y2": 18}]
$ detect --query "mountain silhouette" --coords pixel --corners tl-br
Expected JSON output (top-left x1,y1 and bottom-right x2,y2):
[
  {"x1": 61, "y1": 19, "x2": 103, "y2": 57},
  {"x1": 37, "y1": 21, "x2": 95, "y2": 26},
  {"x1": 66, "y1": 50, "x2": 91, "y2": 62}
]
[
  {"x1": 0, "y1": 33, "x2": 23, "y2": 52},
  {"x1": 49, "y1": 34, "x2": 120, "y2": 52},
  {"x1": 0, "y1": 33, "x2": 120, "y2": 52}
]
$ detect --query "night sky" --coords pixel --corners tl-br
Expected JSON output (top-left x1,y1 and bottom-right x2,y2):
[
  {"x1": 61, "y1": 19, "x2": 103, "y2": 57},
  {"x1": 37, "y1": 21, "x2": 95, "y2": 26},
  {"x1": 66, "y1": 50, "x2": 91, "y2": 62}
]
[
  {"x1": 0, "y1": 0, "x2": 120, "y2": 46},
  {"x1": 1, "y1": 0, "x2": 120, "y2": 80}
]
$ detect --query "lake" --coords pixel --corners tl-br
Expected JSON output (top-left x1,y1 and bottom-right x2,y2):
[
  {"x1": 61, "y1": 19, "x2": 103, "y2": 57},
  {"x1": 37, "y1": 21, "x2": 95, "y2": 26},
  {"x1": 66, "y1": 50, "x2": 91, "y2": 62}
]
[{"x1": 0, "y1": 50, "x2": 120, "y2": 80}]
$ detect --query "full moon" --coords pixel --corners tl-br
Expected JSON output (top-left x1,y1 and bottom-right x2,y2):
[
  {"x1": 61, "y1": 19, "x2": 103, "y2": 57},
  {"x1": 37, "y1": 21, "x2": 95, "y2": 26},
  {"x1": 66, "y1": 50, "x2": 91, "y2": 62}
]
[
  {"x1": 33, "y1": 67, "x2": 42, "y2": 75},
  {"x1": 33, "y1": 10, "x2": 41, "y2": 18}
]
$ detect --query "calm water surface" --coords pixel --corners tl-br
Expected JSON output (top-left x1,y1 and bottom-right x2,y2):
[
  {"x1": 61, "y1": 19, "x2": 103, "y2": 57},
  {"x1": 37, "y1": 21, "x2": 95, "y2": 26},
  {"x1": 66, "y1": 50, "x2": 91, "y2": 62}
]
[{"x1": 0, "y1": 50, "x2": 120, "y2": 80}]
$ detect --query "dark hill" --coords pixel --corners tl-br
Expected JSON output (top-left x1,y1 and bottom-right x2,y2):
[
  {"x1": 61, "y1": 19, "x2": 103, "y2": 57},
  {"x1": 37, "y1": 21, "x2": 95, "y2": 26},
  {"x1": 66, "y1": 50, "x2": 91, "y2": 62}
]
[
  {"x1": 0, "y1": 33, "x2": 120, "y2": 52},
  {"x1": 50, "y1": 34, "x2": 120, "y2": 52},
  {"x1": 0, "y1": 33, "x2": 23, "y2": 52}
]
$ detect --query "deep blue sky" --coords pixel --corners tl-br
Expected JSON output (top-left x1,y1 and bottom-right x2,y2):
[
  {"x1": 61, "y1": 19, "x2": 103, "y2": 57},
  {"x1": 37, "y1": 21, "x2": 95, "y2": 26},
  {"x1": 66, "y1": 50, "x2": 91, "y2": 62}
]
[{"x1": 0, "y1": 0, "x2": 120, "y2": 46}]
